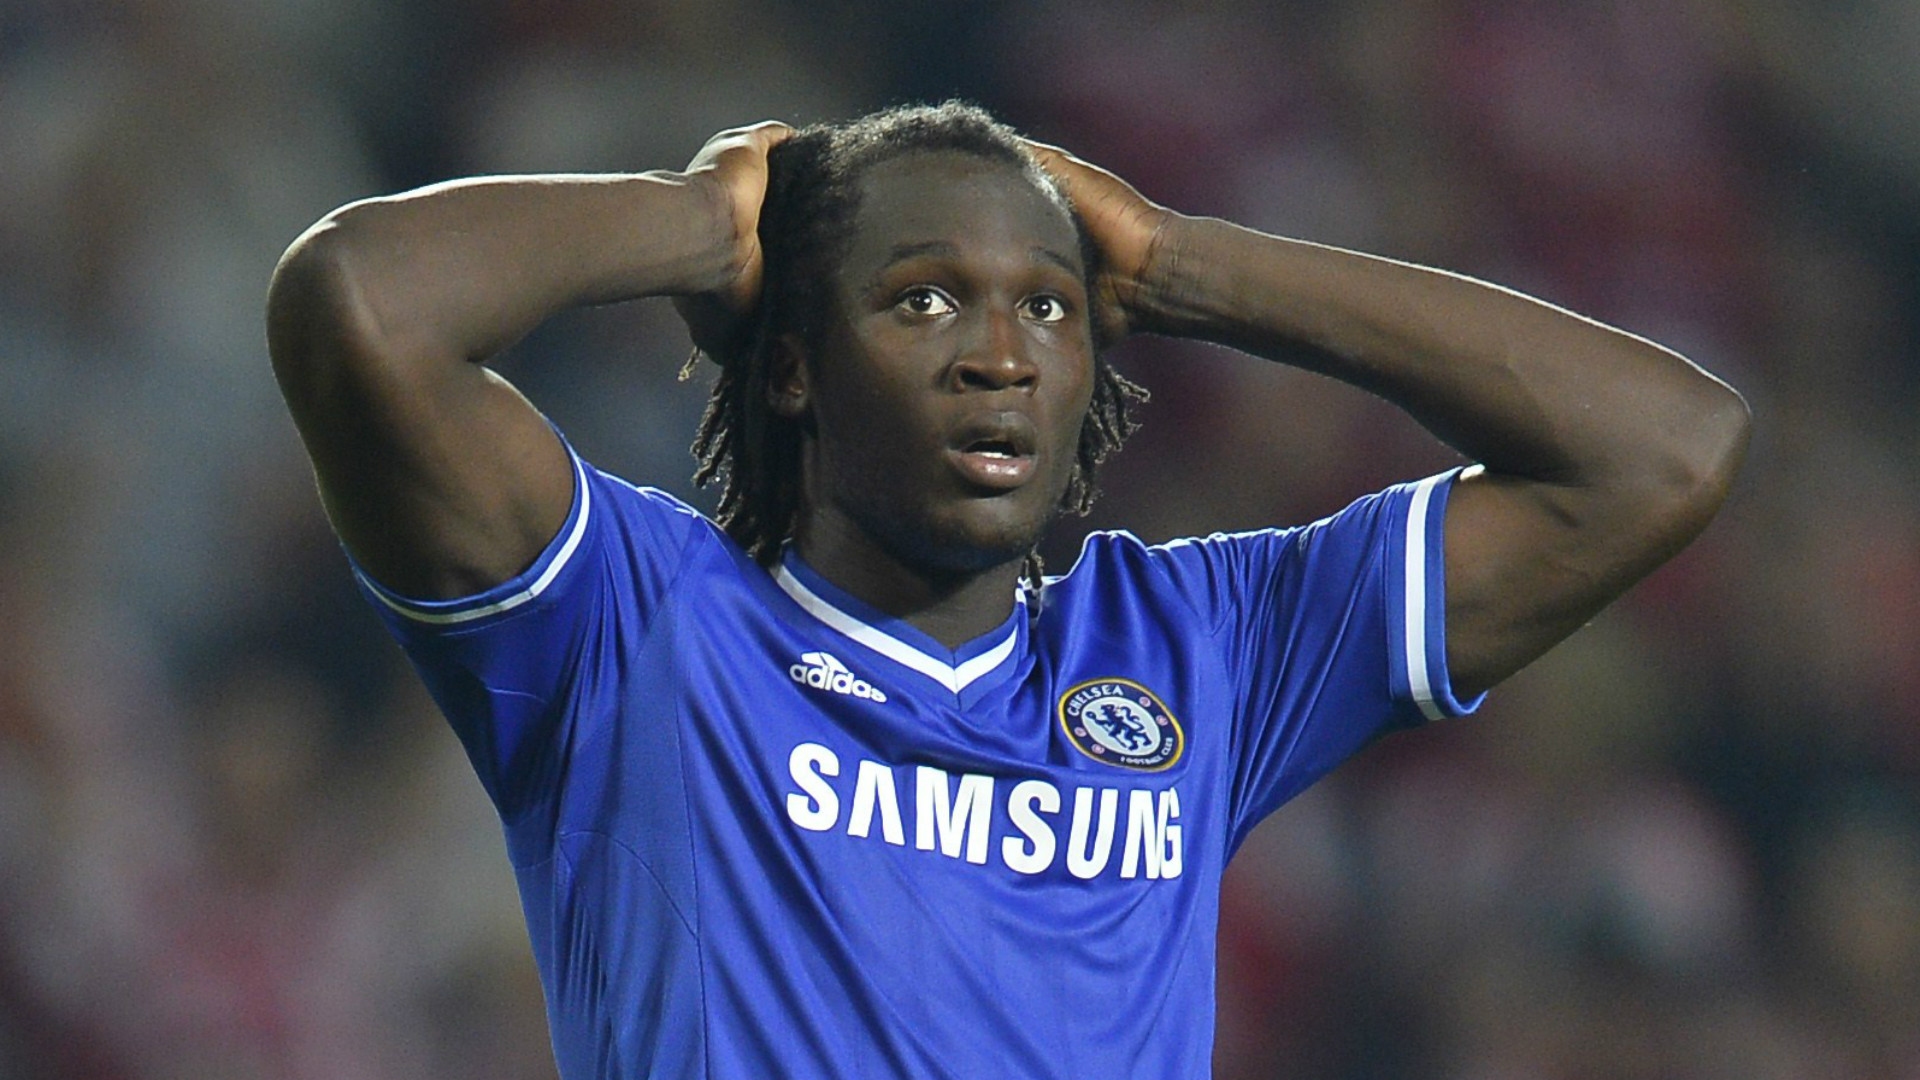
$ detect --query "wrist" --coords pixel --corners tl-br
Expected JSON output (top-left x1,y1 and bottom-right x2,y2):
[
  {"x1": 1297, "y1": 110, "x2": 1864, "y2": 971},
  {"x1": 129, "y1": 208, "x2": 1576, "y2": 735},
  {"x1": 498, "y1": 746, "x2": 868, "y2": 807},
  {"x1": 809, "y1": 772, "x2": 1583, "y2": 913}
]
[
  {"x1": 1123, "y1": 212, "x2": 1206, "y2": 337},
  {"x1": 646, "y1": 169, "x2": 746, "y2": 297}
]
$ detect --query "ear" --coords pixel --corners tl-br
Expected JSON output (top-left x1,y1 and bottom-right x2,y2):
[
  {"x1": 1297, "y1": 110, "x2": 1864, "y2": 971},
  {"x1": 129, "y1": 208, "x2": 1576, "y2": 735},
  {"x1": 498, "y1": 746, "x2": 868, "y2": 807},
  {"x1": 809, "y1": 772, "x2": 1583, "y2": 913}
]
[{"x1": 766, "y1": 333, "x2": 811, "y2": 419}]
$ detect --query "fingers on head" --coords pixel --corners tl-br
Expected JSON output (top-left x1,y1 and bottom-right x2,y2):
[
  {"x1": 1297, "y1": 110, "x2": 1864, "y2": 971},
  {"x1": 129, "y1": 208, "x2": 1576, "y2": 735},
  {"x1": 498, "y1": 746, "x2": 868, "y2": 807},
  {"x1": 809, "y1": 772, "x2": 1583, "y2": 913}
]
[{"x1": 743, "y1": 120, "x2": 794, "y2": 149}]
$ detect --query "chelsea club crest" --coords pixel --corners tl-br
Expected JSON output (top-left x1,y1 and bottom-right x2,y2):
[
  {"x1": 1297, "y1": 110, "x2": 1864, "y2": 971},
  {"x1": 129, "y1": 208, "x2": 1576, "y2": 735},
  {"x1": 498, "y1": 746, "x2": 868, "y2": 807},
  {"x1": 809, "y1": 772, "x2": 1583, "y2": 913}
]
[{"x1": 1058, "y1": 678, "x2": 1184, "y2": 771}]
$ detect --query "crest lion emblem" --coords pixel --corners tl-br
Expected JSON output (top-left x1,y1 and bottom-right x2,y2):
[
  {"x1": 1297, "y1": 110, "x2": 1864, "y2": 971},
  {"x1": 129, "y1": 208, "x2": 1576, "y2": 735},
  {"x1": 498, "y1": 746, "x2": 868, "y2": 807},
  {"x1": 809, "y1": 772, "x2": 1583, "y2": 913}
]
[{"x1": 1058, "y1": 678, "x2": 1183, "y2": 771}]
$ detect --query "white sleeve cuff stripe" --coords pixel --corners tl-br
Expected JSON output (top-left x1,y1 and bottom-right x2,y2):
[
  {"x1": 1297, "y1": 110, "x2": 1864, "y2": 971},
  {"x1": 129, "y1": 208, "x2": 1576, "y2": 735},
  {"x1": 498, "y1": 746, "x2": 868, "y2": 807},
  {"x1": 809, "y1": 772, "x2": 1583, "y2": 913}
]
[
  {"x1": 359, "y1": 453, "x2": 593, "y2": 626},
  {"x1": 1403, "y1": 473, "x2": 1447, "y2": 723}
]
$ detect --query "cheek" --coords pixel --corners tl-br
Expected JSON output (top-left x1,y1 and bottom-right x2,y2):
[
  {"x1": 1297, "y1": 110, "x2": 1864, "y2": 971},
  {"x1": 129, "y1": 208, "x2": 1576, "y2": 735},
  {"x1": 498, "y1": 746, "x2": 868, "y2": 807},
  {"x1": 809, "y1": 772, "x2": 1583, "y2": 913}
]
[
  {"x1": 816, "y1": 323, "x2": 937, "y2": 409},
  {"x1": 807, "y1": 360, "x2": 905, "y2": 448},
  {"x1": 807, "y1": 382, "x2": 931, "y2": 499},
  {"x1": 1051, "y1": 363, "x2": 1096, "y2": 451}
]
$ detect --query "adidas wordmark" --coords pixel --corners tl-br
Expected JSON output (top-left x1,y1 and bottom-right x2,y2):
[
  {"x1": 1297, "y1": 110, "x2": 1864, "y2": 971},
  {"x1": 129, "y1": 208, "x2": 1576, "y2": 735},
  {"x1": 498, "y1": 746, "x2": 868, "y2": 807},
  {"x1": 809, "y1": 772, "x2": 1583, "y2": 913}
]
[{"x1": 789, "y1": 651, "x2": 888, "y2": 703}]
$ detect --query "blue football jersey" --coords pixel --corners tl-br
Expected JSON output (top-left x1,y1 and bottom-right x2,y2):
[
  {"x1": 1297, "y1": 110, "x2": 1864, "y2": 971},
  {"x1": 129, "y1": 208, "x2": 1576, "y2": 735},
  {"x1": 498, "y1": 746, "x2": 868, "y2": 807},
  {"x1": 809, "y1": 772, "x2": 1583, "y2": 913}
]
[{"x1": 353, "y1": 444, "x2": 1482, "y2": 1079}]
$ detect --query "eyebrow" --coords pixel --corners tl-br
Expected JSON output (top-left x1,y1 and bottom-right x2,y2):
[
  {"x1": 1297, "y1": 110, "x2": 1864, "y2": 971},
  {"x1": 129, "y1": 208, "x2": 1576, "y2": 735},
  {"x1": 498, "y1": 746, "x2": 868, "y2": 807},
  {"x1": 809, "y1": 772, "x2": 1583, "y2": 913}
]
[
  {"x1": 884, "y1": 240, "x2": 960, "y2": 265},
  {"x1": 869, "y1": 240, "x2": 1085, "y2": 285},
  {"x1": 1031, "y1": 246, "x2": 1081, "y2": 277}
]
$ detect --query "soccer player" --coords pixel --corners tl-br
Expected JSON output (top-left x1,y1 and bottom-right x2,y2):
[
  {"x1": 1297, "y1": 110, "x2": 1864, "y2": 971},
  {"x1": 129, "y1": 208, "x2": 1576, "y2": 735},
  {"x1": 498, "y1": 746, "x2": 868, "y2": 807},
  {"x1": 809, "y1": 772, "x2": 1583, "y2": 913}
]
[{"x1": 267, "y1": 104, "x2": 1748, "y2": 1077}]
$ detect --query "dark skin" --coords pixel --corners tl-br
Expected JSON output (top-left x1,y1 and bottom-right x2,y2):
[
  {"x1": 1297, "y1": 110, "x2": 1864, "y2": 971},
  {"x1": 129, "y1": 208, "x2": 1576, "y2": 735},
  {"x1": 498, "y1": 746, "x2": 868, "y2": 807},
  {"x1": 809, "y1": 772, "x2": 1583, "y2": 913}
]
[
  {"x1": 1026, "y1": 141, "x2": 1750, "y2": 693},
  {"x1": 268, "y1": 124, "x2": 792, "y2": 607},
  {"x1": 269, "y1": 122, "x2": 1749, "y2": 696},
  {"x1": 773, "y1": 152, "x2": 1096, "y2": 646}
]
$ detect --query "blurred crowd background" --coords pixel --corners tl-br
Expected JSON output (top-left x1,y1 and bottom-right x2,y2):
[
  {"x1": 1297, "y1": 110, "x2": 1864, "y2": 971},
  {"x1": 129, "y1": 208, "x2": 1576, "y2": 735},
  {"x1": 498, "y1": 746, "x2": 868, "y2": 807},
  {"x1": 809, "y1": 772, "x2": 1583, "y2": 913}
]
[{"x1": 3, "y1": 0, "x2": 1918, "y2": 1076}]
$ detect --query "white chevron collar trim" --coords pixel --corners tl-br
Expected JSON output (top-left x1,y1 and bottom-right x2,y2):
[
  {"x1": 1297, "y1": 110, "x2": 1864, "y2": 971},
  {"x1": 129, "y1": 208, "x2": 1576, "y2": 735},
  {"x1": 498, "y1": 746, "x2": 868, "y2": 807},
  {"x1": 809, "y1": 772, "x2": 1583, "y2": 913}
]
[{"x1": 773, "y1": 564, "x2": 1023, "y2": 695}]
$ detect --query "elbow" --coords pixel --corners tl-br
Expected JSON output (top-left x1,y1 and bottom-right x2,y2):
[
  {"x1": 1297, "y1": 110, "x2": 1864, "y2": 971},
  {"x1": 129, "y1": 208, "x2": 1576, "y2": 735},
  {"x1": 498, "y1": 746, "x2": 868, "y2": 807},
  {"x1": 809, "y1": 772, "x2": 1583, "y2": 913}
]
[
  {"x1": 266, "y1": 208, "x2": 406, "y2": 391},
  {"x1": 1677, "y1": 378, "x2": 1751, "y2": 506},
  {"x1": 267, "y1": 222, "x2": 344, "y2": 385},
  {"x1": 1639, "y1": 376, "x2": 1752, "y2": 542}
]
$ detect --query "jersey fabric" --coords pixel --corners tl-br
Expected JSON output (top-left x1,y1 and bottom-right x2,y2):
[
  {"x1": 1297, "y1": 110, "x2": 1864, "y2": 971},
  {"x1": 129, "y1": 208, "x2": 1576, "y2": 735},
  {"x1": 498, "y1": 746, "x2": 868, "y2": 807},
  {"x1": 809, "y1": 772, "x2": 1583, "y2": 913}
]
[{"x1": 353, "y1": 444, "x2": 1483, "y2": 1080}]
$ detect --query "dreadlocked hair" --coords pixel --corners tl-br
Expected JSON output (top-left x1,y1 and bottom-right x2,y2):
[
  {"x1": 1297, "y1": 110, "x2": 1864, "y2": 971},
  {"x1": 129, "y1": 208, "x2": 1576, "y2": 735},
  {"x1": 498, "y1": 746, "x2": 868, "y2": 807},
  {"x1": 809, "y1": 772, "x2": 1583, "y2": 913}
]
[{"x1": 680, "y1": 101, "x2": 1148, "y2": 592}]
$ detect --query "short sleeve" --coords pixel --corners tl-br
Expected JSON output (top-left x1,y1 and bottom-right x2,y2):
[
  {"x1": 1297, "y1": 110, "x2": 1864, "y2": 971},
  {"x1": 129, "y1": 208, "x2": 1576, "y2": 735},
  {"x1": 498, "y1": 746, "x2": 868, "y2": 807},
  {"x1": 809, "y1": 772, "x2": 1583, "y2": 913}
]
[
  {"x1": 350, "y1": 444, "x2": 707, "y2": 828},
  {"x1": 1147, "y1": 469, "x2": 1485, "y2": 851}
]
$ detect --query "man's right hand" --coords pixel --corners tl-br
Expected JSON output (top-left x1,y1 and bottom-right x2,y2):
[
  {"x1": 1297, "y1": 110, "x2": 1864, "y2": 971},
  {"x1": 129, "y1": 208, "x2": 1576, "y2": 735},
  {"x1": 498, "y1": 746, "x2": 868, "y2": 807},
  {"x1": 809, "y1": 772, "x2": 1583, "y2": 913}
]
[{"x1": 674, "y1": 121, "x2": 794, "y2": 358}]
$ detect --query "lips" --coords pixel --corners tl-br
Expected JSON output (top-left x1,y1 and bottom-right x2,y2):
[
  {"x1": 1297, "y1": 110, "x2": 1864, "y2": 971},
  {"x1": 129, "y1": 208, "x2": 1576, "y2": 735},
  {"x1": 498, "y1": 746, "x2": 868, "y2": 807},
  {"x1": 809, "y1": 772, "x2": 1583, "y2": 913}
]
[{"x1": 948, "y1": 412, "x2": 1039, "y2": 491}]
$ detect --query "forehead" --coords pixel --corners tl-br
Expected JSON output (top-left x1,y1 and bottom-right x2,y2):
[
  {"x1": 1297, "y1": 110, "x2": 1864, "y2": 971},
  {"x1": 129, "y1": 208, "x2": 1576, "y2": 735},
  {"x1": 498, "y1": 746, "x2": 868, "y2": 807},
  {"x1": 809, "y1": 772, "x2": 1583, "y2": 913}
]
[{"x1": 841, "y1": 150, "x2": 1083, "y2": 275}]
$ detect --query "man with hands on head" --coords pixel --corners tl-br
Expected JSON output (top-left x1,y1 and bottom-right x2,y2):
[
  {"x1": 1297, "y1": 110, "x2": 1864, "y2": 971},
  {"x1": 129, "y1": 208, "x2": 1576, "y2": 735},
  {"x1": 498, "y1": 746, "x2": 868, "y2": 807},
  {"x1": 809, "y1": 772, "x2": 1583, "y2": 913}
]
[{"x1": 269, "y1": 103, "x2": 1747, "y2": 1079}]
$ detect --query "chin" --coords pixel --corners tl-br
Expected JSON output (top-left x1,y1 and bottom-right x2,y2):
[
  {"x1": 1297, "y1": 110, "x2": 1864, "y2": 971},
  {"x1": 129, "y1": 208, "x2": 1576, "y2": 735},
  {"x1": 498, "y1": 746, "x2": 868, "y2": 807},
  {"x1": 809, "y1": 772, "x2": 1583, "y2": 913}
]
[{"x1": 863, "y1": 496, "x2": 1058, "y2": 579}]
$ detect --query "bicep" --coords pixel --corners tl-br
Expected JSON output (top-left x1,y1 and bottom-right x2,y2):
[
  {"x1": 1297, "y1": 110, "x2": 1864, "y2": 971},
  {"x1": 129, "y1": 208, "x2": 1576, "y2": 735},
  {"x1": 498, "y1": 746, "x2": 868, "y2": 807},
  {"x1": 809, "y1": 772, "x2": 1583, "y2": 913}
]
[{"x1": 268, "y1": 226, "x2": 573, "y2": 600}]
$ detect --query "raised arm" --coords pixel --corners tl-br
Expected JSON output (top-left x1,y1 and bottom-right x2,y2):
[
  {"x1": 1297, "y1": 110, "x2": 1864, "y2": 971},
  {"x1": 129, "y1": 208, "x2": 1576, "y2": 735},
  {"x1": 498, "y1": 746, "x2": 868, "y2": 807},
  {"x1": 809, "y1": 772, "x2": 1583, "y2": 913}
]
[
  {"x1": 1031, "y1": 143, "x2": 1750, "y2": 699},
  {"x1": 267, "y1": 122, "x2": 790, "y2": 599}
]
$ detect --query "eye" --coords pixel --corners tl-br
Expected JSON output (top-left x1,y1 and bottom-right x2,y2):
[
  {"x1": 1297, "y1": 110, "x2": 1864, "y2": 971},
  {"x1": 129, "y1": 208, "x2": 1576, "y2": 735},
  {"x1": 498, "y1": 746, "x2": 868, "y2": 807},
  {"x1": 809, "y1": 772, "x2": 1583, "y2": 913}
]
[
  {"x1": 897, "y1": 287, "x2": 955, "y2": 317},
  {"x1": 1022, "y1": 294, "x2": 1069, "y2": 323}
]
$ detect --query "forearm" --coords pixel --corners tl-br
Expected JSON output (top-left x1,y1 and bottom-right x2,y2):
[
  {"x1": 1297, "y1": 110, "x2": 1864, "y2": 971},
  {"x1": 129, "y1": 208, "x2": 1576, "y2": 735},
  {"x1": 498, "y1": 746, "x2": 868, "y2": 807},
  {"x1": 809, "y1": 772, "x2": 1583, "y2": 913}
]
[
  {"x1": 274, "y1": 170, "x2": 732, "y2": 367},
  {"x1": 1043, "y1": 144, "x2": 1747, "y2": 693},
  {"x1": 1137, "y1": 216, "x2": 1746, "y2": 495}
]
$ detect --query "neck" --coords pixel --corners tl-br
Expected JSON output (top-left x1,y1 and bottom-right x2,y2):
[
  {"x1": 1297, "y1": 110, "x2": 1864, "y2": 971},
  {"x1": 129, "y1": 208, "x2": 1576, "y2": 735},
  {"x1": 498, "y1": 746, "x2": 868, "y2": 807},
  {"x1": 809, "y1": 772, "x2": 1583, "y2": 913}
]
[{"x1": 792, "y1": 513, "x2": 1025, "y2": 650}]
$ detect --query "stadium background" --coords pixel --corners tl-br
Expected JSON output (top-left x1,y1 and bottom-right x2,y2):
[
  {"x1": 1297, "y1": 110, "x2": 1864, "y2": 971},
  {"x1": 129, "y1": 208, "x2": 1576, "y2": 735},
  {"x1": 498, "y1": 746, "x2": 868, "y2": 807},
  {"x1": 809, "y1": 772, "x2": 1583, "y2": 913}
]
[{"x1": 3, "y1": 0, "x2": 1918, "y2": 1076}]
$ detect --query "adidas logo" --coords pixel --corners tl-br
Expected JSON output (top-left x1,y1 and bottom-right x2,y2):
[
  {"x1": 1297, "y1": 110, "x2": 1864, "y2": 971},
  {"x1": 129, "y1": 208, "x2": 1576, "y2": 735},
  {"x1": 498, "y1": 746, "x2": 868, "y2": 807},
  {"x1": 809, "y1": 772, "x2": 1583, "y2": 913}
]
[{"x1": 789, "y1": 651, "x2": 888, "y2": 703}]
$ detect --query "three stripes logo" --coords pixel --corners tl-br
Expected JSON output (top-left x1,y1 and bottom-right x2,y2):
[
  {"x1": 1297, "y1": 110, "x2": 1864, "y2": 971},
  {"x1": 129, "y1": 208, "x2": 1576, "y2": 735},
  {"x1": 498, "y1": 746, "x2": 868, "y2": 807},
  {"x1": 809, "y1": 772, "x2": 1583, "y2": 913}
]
[{"x1": 789, "y1": 651, "x2": 888, "y2": 703}]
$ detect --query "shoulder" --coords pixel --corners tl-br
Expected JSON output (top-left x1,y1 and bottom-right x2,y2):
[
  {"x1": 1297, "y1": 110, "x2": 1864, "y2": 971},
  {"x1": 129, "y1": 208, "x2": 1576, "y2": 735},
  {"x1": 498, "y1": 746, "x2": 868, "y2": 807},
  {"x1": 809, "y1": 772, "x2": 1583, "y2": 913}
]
[
  {"x1": 1043, "y1": 527, "x2": 1286, "y2": 634},
  {"x1": 1041, "y1": 473, "x2": 1449, "y2": 636},
  {"x1": 578, "y1": 463, "x2": 734, "y2": 553},
  {"x1": 1051, "y1": 526, "x2": 1303, "y2": 592},
  {"x1": 1047, "y1": 528, "x2": 1160, "y2": 590},
  {"x1": 584, "y1": 463, "x2": 706, "y2": 523}
]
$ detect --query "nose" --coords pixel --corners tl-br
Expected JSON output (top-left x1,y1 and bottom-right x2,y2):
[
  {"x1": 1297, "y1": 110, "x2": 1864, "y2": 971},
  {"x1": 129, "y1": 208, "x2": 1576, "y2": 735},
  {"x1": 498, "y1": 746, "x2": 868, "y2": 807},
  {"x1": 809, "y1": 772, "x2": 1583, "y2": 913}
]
[{"x1": 951, "y1": 307, "x2": 1038, "y2": 392}]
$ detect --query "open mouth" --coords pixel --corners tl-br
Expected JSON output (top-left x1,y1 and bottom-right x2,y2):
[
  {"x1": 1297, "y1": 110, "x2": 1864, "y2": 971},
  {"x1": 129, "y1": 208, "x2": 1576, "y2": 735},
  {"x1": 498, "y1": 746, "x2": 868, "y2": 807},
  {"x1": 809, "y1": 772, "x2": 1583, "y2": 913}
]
[
  {"x1": 965, "y1": 438, "x2": 1021, "y2": 459},
  {"x1": 950, "y1": 418, "x2": 1038, "y2": 491}
]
